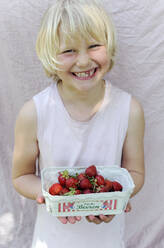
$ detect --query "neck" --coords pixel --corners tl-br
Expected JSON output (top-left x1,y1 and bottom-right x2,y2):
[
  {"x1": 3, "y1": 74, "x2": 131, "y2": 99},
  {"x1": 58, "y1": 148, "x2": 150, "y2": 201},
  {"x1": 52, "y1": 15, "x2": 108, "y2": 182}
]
[{"x1": 57, "y1": 80, "x2": 105, "y2": 107}]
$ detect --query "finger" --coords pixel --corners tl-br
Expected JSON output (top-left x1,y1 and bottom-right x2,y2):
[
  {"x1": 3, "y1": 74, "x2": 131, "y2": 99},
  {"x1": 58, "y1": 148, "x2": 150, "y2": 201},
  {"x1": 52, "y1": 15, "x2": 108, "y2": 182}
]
[
  {"x1": 85, "y1": 216, "x2": 92, "y2": 222},
  {"x1": 36, "y1": 196, "x2": 45, "y2": 204},
  {"x1": 99, "y1": 214, "x2": 110, "y2": 222},
  {"x1": 87, "y1": 215, "x2": 95, "y2": 221},
  {"x1": 67, "y1": 216, "x2": 76, "y2": 224},
  {"x1": 87, "y1": 215, "x2": 102, "y2": 224},
  {"x1": 92, "y1": 216, "x2": 103, "y2": 224},
  {"x1": 57, "y1": 217, "x2": 68, "y2": 224},
  {"x1": 99, "y1": 214, "x2": 115, "y2": 223},
  {"x1": 75, "y1": 216, "x2": 82, "y2": 221},
  {"x1": 125, "y1": 202, "x2": 132, "y2": 213}
]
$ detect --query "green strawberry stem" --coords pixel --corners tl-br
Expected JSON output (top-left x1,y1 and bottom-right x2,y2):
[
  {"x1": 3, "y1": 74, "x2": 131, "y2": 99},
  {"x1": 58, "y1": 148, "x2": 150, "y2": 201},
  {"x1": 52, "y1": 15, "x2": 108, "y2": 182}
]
[
  {"x1": 61, "y1": 170, "x2": 69, "y2": 179},
  {"x1": 64, "y1": 187, "x2": 76, "y2": 196}
]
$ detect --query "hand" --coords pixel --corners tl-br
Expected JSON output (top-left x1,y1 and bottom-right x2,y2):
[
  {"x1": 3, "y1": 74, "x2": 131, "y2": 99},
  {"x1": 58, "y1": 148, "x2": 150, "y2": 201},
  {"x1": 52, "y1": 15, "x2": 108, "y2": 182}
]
[
  {"x1": 36, "y1": 195, "x2": 131, "y2": 224},
  {"x1": 86, "y1": 214, "x2": 115, "y2": 224},
  {"x1": 36, "y1": 194, "x2": 82, "y2": 224},
  {"x1": 85, "y1": 201, "x2": 132, "y2": 224},
  {"x1": 57, "y1": 216, "x2": 82, "y2": 224},
  {"x1": 36, "y1": 194, "x2": 45, "y2": 204},
  {"x1": 124, "y1": 201, "x2": 132, "y2": 213}
]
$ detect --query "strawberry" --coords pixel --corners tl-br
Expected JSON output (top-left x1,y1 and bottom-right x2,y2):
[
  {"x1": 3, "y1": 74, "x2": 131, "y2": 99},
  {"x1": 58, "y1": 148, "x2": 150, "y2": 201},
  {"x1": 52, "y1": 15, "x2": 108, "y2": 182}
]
[
  {"x1": 95, "y1": 175, "x2": 105, "y2": 186},
  {"x1": 65, "y1": 177, "x2": 78, "y2": 189},
  {"x1": 49, "y1": 183, "x2": 63, "y2": 195},
  {"x1": 83, "y1": 189, "x2": 93, "y2": 194},
  {"x1": 79, "y1": 178, "x2": 93, "y2": 189},
  {"x1": 58, "y1": 175, "x2": 66, "y2": 186},
  {"x1": 77, "y1": 173, "x2": 86, "y2": 181},
  {"x1": 112, "y1": 181, "x2": 123, "y2": 191},
  {"x1": 60, "y1": 188, "x2": 69, "y2": 195},
  {"x1": 99, "y1": 186, "x2": 108, "y2": 193},
  {"x1": 74, "y1": 189, "x2": 82, "y2": 195},
  {"x1": 58, "y1": 170, "x2": 69, "y2": 186},
  {"x1": 85, "y1": 165, "x2": 97, "y2": 177},
  {"x1": 104, "y1": 179, "x2": 113, "y2": 191}
]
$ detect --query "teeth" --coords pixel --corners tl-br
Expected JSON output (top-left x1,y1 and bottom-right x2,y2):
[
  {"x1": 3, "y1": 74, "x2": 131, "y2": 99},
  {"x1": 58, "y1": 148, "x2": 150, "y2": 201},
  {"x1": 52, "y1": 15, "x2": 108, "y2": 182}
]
[
  {"x1": 74, "y1": 68, "x2": 95, "y2": 78},
  {"x1": 79, "y1": 72, "x2": 87, "y2": 77}
]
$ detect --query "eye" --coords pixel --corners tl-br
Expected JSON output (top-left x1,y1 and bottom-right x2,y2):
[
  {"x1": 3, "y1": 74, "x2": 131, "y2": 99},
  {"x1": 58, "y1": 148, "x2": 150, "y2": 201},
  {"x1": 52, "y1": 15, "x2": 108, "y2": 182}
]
[
  {"x1": 89, "y1": 44, "x2": 101, "y2": 49},
  {"x1": 62, "y1": 49, "x2": 75, "y2": 54}
]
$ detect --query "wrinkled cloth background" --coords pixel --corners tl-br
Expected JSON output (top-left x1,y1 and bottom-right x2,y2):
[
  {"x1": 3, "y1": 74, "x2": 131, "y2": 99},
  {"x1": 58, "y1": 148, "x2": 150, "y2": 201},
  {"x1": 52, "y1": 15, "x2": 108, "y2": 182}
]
[{"x1": 0, "y1": 0, "x2": 164, "y2": 247}]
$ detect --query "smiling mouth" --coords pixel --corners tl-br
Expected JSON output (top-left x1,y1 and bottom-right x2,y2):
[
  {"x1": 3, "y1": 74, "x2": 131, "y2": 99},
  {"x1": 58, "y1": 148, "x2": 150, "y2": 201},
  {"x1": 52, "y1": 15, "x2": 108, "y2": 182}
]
[{"x1": 71, "y1": 68, "x2": 97, "y2": 80}]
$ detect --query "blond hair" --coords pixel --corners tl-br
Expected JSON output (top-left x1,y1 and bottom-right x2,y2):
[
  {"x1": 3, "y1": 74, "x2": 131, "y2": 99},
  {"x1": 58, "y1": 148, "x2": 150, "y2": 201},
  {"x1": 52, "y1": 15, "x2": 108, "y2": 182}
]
[{"x1": 36, "y1": 0, "x2": 116, "y2": 81}]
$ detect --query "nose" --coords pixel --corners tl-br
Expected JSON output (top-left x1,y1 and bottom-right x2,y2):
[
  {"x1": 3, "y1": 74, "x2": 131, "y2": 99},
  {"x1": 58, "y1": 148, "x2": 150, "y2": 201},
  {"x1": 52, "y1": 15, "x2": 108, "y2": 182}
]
[{"x1": 76, "y1": 51, "x2": 90, "y2": 68}]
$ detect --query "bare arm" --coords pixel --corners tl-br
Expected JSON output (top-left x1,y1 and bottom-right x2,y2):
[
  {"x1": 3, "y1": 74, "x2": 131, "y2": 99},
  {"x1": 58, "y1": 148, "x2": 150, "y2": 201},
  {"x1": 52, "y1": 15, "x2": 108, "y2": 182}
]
[
  {"x1": 12, "y1": 100, "x2": 42, "y2": 200},
  {"x1": 85, "y1": 97, "x2": 144, "y2": 225},
  {"x1": 122, "y1": 97, "x2": 145, "y2": 198},
  {"x1": 12, "y1": 100, "x2": 82, "y2": 224}
]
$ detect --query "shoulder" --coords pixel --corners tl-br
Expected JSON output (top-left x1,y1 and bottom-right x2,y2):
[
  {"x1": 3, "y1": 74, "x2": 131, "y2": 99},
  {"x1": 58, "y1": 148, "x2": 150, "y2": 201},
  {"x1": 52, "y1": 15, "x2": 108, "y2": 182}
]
[
  {"x1": 15, "y1": 100, "x2": 37, "y2": 137},
  {"x1": 128, "y1": 97, "x2": 145, "y2": 135},
  {"x1": 110, "y1": 84, "x2": 131, "y2": 104},
  {"x1": 129, "y1": 97, "x2": 144, "y2": 122},
  {"x1": 17, "y1": 99, "x2": 36, "y2": 122},
  {"x1": 33, "y1": 83, "x2": 55, "y2": 110},
  {"x1": 33, "y1": 83, "x2": 54, "y2": 100}
]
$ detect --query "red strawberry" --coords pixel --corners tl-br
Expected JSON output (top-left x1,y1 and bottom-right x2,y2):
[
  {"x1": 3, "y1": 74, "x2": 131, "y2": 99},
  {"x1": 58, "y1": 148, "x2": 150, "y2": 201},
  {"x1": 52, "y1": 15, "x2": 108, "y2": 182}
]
[
  {"x1": 112, "y1": 181, "x2": 123, "y2": 191},
  {"x1": 74, "y1": 189, "x2": 82, "y2": 195},
  {"x1": 60, "y1": 188, "x2": 69, "y2": 195},
  {"x1": 104, "y1": 179, "x2": 113, "y2": 191},
  {"x1": 49, "y1": 183, "x2": 63, "y2": 195},
  {"x1": 77, "y1": 173, "x2": 86, "y2": 181},
  {"x1": 65, "y1": 177, "x2": 78, "y2": 189},
  {"x1": 85, "y1": 165, "x2": 97, "y2": 177},
  {"x1": 58, "y1": 170, "x2": 69, "y2": 186},
  {"x1": 79, "y1": 178, "x2": 93, "y2": 189},
  {"x1": 58, "y1": 175, "x2": 66, "y2": 186},
  {"x1": 99, "y1": 186, "x2": 108, "y2": 192},
  {"x1": 83, "y1": 189, "x2": 93, "y2": 194},
  {"x1": 95, "y1": 175, "x2": 105, "y2": 186}
]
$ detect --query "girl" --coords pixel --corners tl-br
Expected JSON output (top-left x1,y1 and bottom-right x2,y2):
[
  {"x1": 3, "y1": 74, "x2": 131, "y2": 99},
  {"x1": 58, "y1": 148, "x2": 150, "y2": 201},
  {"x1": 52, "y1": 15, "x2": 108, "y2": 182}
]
[{"x1": 12, "y1": 0, "x2": 145, "y2": 247}]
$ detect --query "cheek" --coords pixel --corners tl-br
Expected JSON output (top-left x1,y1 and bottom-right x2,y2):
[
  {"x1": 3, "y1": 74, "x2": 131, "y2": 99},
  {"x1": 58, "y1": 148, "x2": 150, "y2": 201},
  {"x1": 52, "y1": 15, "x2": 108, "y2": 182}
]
[
  {"x1": 97, "y1": 54, "x2": 109, "y2": 66},
  {"x1": 90, "y1": 47, "x2": 110, "y2": 67},
  {"x1": 57, "y1": 54, "x2": 75, "y2": 70}
]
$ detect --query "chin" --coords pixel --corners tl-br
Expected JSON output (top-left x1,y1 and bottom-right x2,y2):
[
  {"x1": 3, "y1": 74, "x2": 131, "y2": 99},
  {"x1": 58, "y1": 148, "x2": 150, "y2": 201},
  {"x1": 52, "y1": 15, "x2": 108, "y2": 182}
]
[{"x1": 75, "y1": 80, "x2": 101, "y2": 92}]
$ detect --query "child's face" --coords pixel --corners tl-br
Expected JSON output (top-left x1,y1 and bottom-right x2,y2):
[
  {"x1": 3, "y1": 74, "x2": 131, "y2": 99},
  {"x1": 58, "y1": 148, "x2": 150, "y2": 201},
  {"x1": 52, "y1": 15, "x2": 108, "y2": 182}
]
[{"x1": 56, "y1": 28, "x2": 110, "y2": 92}]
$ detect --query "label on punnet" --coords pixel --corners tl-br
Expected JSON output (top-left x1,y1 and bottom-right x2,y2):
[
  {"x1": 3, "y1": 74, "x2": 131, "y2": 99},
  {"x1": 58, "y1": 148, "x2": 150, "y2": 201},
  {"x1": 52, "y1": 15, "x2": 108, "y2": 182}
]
[{"x1": 58, "y1": 199, "x2": 117, "y2": 213}]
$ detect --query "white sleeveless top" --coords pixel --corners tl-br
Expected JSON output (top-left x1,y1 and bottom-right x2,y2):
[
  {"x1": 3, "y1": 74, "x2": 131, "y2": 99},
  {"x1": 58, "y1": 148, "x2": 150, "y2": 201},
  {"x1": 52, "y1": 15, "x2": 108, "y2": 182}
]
[{"x1": 32, "y1": 80, "x2": 131, "y2": 248}]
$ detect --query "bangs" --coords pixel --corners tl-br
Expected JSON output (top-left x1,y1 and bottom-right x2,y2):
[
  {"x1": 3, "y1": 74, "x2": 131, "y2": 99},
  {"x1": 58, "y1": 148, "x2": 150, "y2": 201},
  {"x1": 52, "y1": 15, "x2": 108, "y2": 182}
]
[{"x1": 59, "y1": 5, "x2": 107, "y2": 46}]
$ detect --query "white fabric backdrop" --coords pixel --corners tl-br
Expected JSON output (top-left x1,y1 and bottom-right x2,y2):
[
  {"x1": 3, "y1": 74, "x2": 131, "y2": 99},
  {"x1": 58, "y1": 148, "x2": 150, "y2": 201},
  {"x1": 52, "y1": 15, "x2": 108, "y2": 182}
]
[{"x1": 0, "y1": 0, "x2": 164, "y2": 247}]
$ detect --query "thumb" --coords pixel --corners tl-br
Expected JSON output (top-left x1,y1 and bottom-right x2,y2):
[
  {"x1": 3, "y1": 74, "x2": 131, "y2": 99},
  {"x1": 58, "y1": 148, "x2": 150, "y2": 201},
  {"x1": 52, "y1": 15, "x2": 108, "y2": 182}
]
[
  {"x1": 124, "y1": 201, "x2": 132, "y2": 213},
  {"x1": 36, "y1": 195, "x2": 45, "y2": 204}
]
